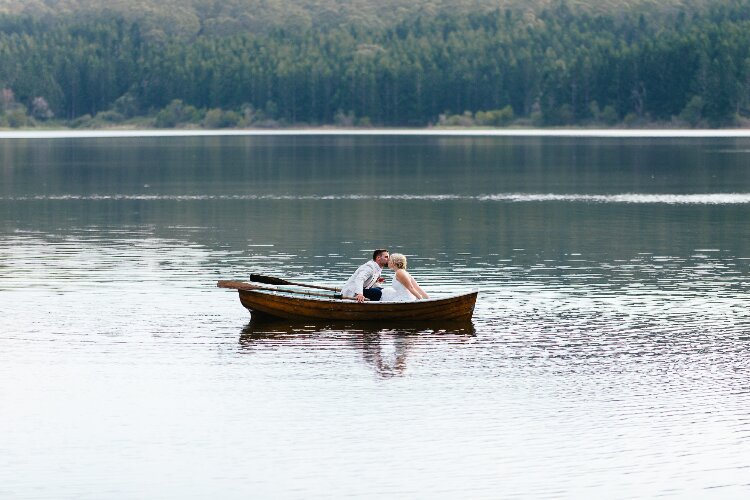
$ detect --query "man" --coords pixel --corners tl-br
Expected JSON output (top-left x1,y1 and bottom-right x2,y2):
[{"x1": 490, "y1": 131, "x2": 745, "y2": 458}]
[{"x1": 341, "y1": 249, "x2": 389, "y2": 302}]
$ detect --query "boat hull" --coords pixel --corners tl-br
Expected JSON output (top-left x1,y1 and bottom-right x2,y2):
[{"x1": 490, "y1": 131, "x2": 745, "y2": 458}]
[{"x1": 237, "y1": 290, "x2": 478, "y2": 321}]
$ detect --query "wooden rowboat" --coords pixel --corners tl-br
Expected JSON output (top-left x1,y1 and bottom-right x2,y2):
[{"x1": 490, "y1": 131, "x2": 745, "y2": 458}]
[
  {"x1": 237, "y1": 289, "x2": 478, "y2": 321},
  {"x1": 225, "y1": 286, "x2": 478, "y2": 322}
]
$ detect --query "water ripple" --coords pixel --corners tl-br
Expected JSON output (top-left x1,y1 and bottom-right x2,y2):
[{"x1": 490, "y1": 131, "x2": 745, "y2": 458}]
[
  {"x1": 3, "y1": 192, "x2": 750, "y2": 204},
  {"x1": 2, "y1": 229, "x2": 749, "y2": 498}
]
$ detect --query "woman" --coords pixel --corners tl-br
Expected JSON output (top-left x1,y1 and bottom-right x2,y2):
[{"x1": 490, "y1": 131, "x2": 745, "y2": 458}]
[{"x1": 380, "y1": 253, "x2": 430, "y2": 302}]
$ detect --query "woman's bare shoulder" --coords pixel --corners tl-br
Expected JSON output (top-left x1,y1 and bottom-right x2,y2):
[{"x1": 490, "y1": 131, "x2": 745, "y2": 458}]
[{"x1": 394, "y1": 268, "x2": 411, "y2": 280}]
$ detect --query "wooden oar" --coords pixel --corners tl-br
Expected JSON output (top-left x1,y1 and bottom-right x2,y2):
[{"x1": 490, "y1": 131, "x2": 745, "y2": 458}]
[
  {"x1": 217, "y1": 280, "x2": 360, "y2": 300},
  {"x1": 250, "y1": 273, "x2": 341, "y2": 292}
]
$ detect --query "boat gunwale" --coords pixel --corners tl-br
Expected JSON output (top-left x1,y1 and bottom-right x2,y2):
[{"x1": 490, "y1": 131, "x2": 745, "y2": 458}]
[{"x1": 236, "y1": 288, "x2": 479, "y2": 305}]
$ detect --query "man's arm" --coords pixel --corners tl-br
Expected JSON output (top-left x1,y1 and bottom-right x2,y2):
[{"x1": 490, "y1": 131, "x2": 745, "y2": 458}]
[{"x1": 351, "y1": 265, "x2": 373, "y2": 302}]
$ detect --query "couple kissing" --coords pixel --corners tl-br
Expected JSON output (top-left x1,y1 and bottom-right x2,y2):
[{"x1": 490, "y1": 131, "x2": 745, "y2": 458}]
[{"x1": 341, "y1": 249, "x2": 430, "y2": 303}]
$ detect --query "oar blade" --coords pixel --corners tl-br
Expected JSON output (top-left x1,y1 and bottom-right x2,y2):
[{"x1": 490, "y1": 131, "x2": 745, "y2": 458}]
[
  {"x1": 250, "y1": 274, "x2": 289, "y2": 286},
  {"x1": 218, "y1": 280, "x2": 256, "y2": 289}
]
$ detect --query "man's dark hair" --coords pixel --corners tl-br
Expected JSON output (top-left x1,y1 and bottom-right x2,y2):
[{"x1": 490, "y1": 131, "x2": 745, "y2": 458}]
[{"x1": 373, "y1": 248, "x2": 388, "y2": 260}]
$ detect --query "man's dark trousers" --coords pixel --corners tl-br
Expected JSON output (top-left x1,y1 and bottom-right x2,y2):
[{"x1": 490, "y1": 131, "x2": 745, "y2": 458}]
[{"x1": 363, "y1": 287, "x2": 382, "y2": 301}]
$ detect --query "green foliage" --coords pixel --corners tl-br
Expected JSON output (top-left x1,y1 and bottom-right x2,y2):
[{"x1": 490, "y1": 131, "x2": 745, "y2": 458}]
[
  {"x1": 333, "y1": 110, "x2": 355, "y2": 127},
  {"x1": 439, "y1": 107, "x2": 515, "y2": 127},
  {"x1": 154, "y1": 99, "x2": 201, "y2": 128},
  {"x1": 475, "y1": 106, "x2": 515, "y2": 126},
  {"x1": 113, "y1": 93, "x2": 140, "y2": 118},
  {"x1": 69, "y1": 114, "x2": 93, "y2": 128},
  {"x1": 679, "y1": 96, "x2": 705, "y2": 126},
  {"x1": 438, "y1": 111, "x2": 476, "y2": 127},
  {"x1": 1, "y1": 1, "x2": 750, "y2": 127},
  {"x1": 94, "y1": 110, "x2": 125, "y2": 123},
  {"x1": 6, "y1": 108, "x2": 31, "y2": 127},
  {"x1": 0, "y1": 1, "x2": 719, "y2": 38},
  {"x1": 203, "y1": 108, "x2": 240, "y2": 128},
  {"x1": 600, "y1": 105, "x2": 619, "y2": 125}
]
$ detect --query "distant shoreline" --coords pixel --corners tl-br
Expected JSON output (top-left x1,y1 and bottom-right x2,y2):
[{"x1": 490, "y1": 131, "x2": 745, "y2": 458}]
[{"x1": 2, "y1": 128, "x2": 750, "y2": 139}]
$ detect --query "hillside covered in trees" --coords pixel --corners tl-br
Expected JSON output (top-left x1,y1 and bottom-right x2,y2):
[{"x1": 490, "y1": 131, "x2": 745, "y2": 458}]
[
  {"x1": 0, "y1": 0, "x2": 724, "y2": 37},
  {"x1": 1, "y1": 0, "x2": 749, "y2": 128}
]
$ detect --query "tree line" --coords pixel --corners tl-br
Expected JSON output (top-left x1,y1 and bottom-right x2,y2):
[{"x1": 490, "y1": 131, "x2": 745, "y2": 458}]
[
  {"x1": 1, "y1": 1, "x2": 750, "y2": 128},
  {"x1": 0, "y1": 1, "x2": 718, "y2": 38}
]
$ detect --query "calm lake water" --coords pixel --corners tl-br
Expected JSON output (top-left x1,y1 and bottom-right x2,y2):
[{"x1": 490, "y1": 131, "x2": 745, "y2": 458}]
[{"x1": 1, "y1": 133, "x2": 749, "y2": 498}]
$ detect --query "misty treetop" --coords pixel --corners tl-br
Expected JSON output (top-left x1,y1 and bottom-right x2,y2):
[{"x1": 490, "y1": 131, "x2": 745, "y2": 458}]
[
  {"x1": 1, "y1": 0, "x2": 750, "y2": 128},
  {"x1": 0, "y1": 1, "x2": 726, "y2": 38}
]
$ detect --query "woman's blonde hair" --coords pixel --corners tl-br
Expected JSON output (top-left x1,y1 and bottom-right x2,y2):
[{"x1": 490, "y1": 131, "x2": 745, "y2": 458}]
[{"x1": 389, "y1": 253, "x2": 407, "y2": 270}]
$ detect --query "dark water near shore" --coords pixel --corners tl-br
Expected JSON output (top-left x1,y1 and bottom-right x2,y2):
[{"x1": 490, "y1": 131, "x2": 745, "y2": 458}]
[{"x1": 1, "y1": 135, "x2": 749, "y2": 498}]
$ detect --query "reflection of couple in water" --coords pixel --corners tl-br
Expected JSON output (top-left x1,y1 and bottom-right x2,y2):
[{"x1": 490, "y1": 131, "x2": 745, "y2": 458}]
[
  {"x1": 341, "y1": 249, "x2": 430, "y2": 303},
  {"x1": 240, "y1": 323, "x2": 476, "y2": 378}
]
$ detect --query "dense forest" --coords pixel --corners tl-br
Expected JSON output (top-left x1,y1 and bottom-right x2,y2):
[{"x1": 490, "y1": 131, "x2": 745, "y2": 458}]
[
  {"x1": 1, "y1": 0, "x2": 750, "y2": 128},
  {"x1": 0, "y1": 1, "x2": 722, "y2": 37}
]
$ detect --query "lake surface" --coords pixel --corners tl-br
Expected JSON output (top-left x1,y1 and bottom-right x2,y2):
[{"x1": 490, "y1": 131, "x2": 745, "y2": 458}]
[{"x1": 1, "y1": 134, "x2": 749, "y2": 498}]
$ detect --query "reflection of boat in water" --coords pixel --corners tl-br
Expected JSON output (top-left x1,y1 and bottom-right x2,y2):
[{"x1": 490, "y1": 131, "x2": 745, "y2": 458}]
[
  {"x1": 240, "y1": 318, "x2": 477, "y2": 338},
  {"x1": 239, "y1": 319, "x2": 476, "y2": 378},
  {"x1": 231, "y1": 288, "x2": 478, "y2": 322}
]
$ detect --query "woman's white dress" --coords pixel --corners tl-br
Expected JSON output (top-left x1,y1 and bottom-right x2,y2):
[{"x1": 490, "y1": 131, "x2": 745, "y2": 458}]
[{"x1": 380, "y1": 277, "x2": 416, "y2": 302}]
